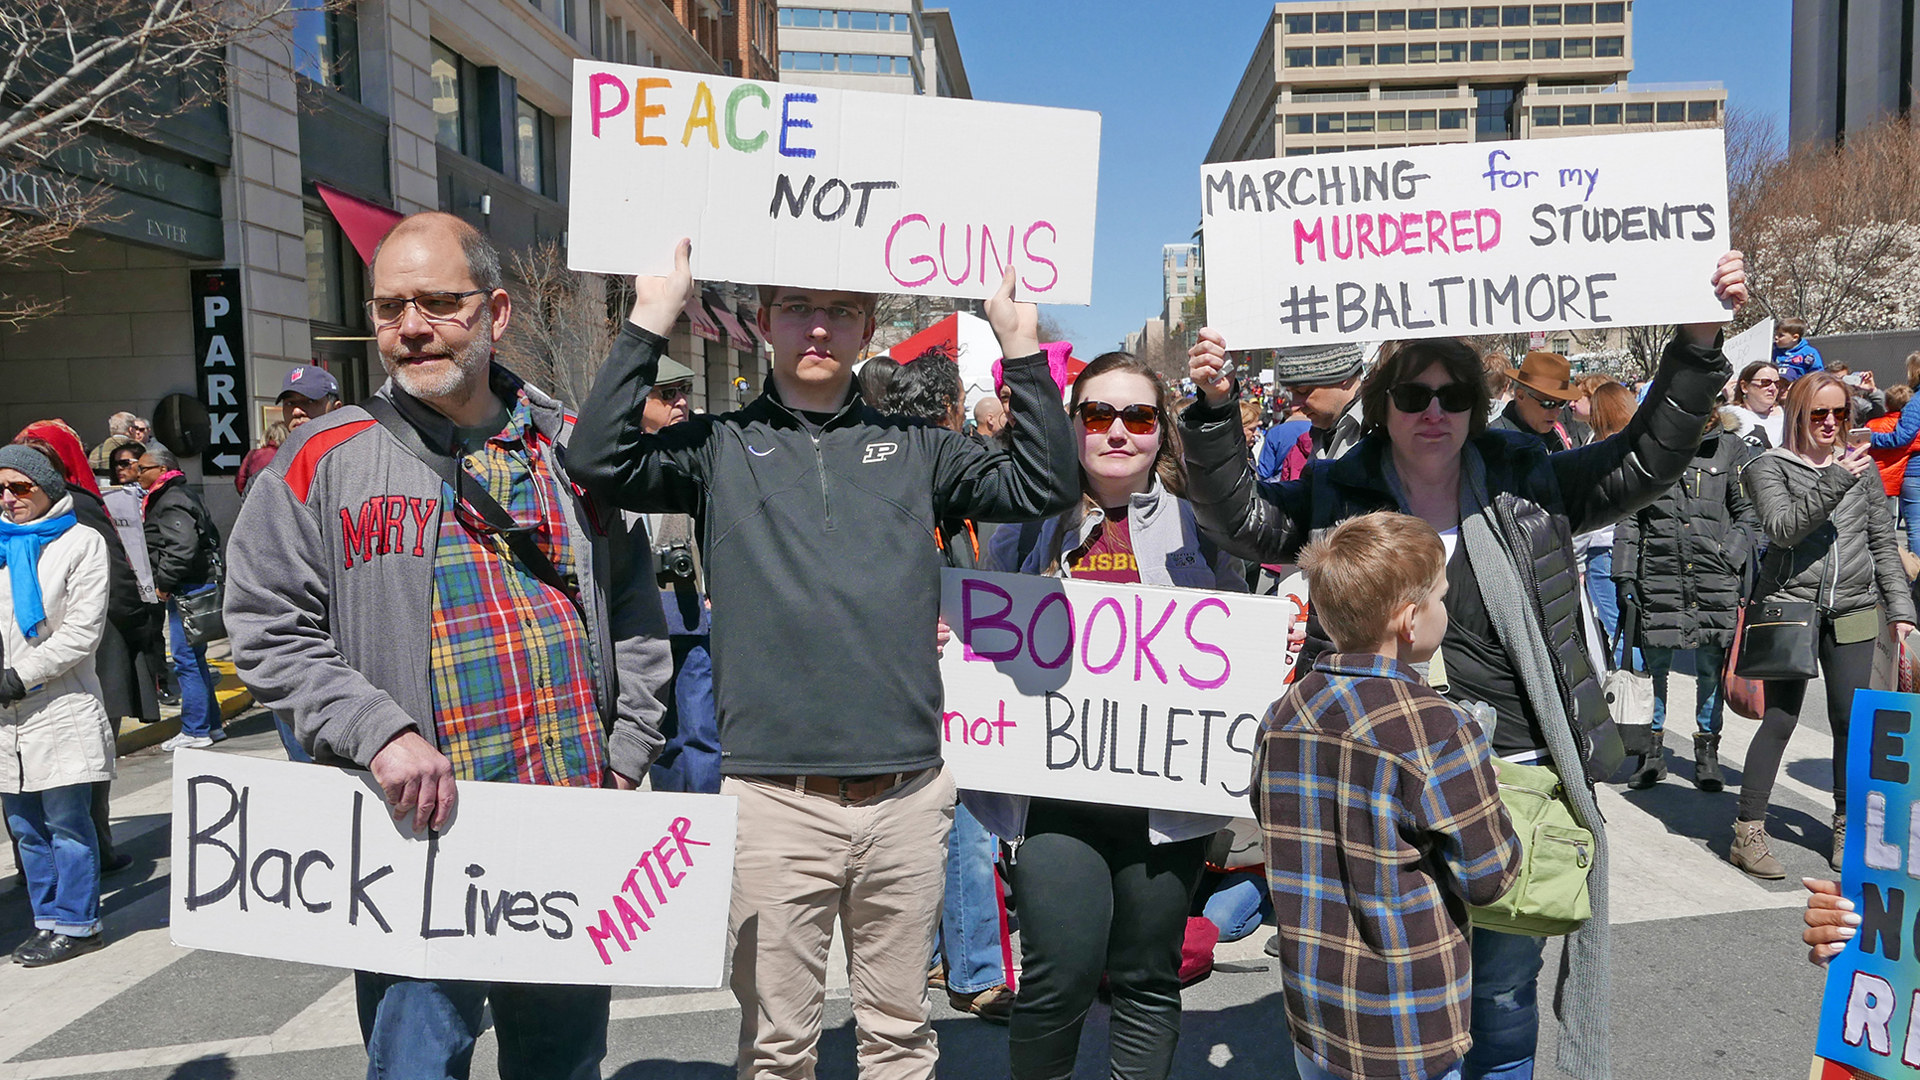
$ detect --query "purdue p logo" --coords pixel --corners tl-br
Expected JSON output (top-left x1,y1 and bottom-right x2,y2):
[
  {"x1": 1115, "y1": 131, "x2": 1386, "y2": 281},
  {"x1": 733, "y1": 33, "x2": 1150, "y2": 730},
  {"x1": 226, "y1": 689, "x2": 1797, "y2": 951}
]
[{"x1": 862, "y1": 442, "x2": 899, "y2": 464}]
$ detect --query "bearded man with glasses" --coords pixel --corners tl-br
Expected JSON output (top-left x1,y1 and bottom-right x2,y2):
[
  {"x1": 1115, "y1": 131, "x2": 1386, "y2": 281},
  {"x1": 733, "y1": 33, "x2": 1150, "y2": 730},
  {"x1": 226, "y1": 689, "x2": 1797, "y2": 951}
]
[
  {"x1": 570, "y1": 246, "x2": 1077, "y2": 1080},
  {"x1": 223, "y1": 211, "x2": 674, "y2": 1080}
]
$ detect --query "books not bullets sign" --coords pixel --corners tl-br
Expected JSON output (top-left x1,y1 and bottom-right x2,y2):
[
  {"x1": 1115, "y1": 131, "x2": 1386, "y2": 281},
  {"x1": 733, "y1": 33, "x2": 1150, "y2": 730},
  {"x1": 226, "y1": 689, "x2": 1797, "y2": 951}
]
[
  {"x1": 169, "y1": 751, "x2": 737, "y2": 986},
  {"x1": 939, "y1": 569, "x2": 1308, "y2": 818},
  {"x1": 567, "y1": 61, "x2": 1101, "y2": 304},
  {"x1": 1201, "y1": 128, "x2": 1732, "y2": 349}
]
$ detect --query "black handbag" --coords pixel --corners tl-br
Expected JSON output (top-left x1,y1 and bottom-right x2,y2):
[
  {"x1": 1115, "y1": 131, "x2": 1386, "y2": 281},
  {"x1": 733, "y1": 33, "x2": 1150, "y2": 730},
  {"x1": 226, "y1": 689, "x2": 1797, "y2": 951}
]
[
  {"x1": 1733, "y1": 600, "x2": 1819, "y2": 680},
  {"x1": 180, "y1": 546, "x2": 226, "y2": 647}
]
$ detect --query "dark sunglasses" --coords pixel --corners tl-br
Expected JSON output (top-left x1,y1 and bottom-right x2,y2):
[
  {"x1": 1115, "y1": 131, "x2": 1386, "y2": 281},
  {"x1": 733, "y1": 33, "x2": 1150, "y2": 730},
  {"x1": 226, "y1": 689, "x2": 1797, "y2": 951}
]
[
  {"x1": 1809, "y1": 407, "x2": 1847, "y2": 422},
  {"x1": 1077, "y1": 401, "x2": 1160, "y2": 435},
  {"x1": 0, "y1": 481, "x2": 36, "y2": 497},
  {"x1": 1745, "y1": 377, "x2": 1781, "y2": 389},
  {"x1": 1388, "y1": 382, "x2": 1478, "y2": 415}
]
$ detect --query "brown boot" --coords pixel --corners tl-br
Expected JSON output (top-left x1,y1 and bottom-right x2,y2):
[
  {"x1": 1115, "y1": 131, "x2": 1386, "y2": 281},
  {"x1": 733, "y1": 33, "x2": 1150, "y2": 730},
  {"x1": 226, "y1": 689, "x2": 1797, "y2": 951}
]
[
  {"x1": 1731, "y1": 819, "x2": 1786, "y2": 880},
  {"x1": 949, "y1": 984, "x2": 1014, "y2": 1024}
]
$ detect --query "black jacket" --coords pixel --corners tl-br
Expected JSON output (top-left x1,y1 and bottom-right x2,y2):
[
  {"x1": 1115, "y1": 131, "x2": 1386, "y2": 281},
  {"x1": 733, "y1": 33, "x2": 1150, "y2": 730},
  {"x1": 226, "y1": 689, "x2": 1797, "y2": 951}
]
[
  {"x1": 1488, "y1": 399, "x2": 1591, "y2": 452},
  {"x1": 569, "y1": 323, "x2": 1078, "y2": 777},
  {"x1": 143, "y1": 474, "x2": 219, "y2": 595},
  {"x1": 1180, "y1": 332, "x2": 1731, "y2": 785},
  {"x1": 1612, "y1": 424, "x2": 1761, "y2": 650}
]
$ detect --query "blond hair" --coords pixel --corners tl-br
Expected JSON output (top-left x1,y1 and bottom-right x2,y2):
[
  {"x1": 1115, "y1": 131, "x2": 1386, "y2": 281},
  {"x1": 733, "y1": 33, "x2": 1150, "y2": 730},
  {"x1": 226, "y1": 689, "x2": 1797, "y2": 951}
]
[{"x1": 1297, "y1": 511, "x2": 1446, "y2": 651}]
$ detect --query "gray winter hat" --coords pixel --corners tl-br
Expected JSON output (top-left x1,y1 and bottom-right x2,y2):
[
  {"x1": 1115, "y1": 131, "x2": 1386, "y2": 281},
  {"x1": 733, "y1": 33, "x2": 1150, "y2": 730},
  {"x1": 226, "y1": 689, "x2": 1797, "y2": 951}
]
[
  {"x1": 1271, "y1": 342, "x2": 1365, "y2": 387},
  {"x1": 0, "y1": 444, "x2": 67, "y2": 498}
]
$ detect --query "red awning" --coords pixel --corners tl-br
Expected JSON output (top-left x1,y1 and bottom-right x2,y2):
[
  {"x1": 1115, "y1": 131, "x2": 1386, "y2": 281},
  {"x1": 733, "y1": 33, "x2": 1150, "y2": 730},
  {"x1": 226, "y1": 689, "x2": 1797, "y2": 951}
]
[
  {"x1": 686, "y1": 297, "x2": 723, "y2": 342},
  {"x1": 885, "y1": 314, "x2": 957, "y2": 362},
  {"x1": 730, "y1": 304, "x2": 762, "y2": 353},
  {"x1": 707, "y1": 300, "x2": 757, "y2": 353},
  {"x1": 316, "y1": 183, "x2": 406, "y2": 264}
]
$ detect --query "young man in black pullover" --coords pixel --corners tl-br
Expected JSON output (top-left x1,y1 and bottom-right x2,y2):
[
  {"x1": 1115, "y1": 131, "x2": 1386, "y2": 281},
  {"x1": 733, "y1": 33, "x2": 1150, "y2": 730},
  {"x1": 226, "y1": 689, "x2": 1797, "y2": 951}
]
[{"x1": 569, "y1": 241, "x2": 1076, "y2": 1080}]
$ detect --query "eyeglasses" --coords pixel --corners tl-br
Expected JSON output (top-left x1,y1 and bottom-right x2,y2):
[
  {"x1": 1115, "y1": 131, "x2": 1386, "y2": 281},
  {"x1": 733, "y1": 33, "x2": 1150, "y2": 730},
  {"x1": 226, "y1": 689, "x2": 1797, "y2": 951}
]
[
  {"x1": 771, "y1": 301, "x2": 867, "y2": 326},
  {"x1": 1078, "y1": 401, "x2": 1161, "y2": 435},
  {"x1": 1745, "y1": 378, "x2": 1781, "y2": 389},
  {"x1": 365, "y1": 290, "x2": 490, "y2": 326},
  {"x1": 0, "y1": 481, "x2": 37, "y2": 497},
  {"x1": 136, "y1": 463, "x2": 163, "y2": 474},
  {"x1": 652, "y1": 382, "x2": 692, "y2": 402},
  {"x1": 1388, "y1": 382, "x2": 1478, "y2": 414},
  {"x1": 1809, "y1": 407, "x2": 1847, "y2": 422},
  {"x1": 1521, "y1": 390, "x2": 1570, "y2": 411}
]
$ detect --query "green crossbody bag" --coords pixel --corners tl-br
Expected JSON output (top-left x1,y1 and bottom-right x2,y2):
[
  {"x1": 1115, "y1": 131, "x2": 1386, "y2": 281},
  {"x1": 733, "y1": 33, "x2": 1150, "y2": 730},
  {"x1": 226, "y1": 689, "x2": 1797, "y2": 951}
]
[
  {"x1": 1430, "y1": 649, "x2": 1594, "y2": 937},
  {"x1": 1468, "y1": 757, "x2": 1594, "y2": 937}
]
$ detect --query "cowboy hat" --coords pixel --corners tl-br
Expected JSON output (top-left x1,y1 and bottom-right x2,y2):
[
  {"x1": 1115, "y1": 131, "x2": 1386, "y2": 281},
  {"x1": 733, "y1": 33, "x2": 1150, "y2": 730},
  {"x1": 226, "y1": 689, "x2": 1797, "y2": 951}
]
[{"x1": 1505, "y1": 351, "x2": 1587, "y2": 402}]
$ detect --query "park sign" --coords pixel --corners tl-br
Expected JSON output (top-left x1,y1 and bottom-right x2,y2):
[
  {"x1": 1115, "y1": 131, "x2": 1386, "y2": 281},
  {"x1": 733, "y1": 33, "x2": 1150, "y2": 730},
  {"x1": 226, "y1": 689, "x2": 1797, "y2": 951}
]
[
  {"x1": 1200, "y1": 128, "x2": 1732, "y2": 349},
  {"x1": 169, "y1": 751, "x2": 737, "y2": 987},
  {"x1": 1816, "y1": 688, "x2": 1920, "y2": 1078},
  {"x1": 939, "y1": 569, "x2": 1308, "y2": 818},
  {"x1": 566, "y1": 61, "x2": 1101, "y2": 304}
]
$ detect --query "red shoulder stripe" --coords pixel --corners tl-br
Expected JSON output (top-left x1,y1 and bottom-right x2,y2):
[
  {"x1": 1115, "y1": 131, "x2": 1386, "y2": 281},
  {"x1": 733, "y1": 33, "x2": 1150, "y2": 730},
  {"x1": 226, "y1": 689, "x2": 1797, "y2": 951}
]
[{"x1": 284, "y1": 419, "x2": 378, "y2": 504}]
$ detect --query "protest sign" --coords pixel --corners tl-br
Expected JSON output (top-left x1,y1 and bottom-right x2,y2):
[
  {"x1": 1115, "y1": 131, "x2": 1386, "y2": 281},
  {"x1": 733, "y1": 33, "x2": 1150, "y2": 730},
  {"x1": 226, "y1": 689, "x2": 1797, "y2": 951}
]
[
  {"x1": 1724, "y1": 317, "x2": 1777, "y2": 376},
  {"x1": 939, "y1": 569, "x2": 1308, "y2": 817},
  {"x1": 566, "y1": 61, "x2": 1101, "y2": 304},
  {"x1": 1816, "y1": 688, "x2": 1920, "y2": 1078},
  {"x1": 169, "y1": 751, "x2": 736, "y2": 987},
  {"x1": 1200, "y1": 128, "x2": 1731, "y2": 349}
]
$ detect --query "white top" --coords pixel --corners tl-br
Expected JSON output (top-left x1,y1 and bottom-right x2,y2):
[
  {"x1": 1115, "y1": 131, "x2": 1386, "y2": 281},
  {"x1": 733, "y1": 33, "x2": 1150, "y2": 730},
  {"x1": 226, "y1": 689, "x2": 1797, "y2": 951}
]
[{"x1": 1729, "y1": 405, "x2": 1785, "y2": 448}]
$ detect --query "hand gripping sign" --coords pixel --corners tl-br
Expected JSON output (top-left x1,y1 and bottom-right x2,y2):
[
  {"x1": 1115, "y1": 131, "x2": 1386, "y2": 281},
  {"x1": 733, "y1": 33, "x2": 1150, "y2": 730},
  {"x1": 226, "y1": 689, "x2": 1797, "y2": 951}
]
[
  {"x1": 1816, "y1": 689, "x2": 1920, "y2": 1078},
  {"x1": 567, "y1": 61, "x2": 1101, "y2": 304},
  {"x1": 939, "y1": 569, "x2": 1307, "y2": 817},
  {"x1": 169, "y1": 751, "x2": 737, "y2": 987},
  {"x1": 1200, "y1": 128, "x2": 1731, "y2": 349}
]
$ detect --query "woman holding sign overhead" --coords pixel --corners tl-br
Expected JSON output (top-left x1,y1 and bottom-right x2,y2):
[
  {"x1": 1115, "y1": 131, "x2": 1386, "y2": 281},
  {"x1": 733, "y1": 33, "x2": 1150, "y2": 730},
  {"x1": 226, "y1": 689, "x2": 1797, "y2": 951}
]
[
  {"x1": 1177, "y1": 252, "x2": 1745, "y2": 1080},
  {"x1": 969, "y1": 351, "x2": 1243, "y2": 1080}
]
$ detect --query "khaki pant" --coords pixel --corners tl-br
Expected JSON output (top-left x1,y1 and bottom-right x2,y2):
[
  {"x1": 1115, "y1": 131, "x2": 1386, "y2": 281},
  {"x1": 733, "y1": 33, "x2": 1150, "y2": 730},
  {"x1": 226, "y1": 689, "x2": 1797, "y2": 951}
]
[{"x1": 724, "y1": 766, "x2": 954, "y2": 1080}]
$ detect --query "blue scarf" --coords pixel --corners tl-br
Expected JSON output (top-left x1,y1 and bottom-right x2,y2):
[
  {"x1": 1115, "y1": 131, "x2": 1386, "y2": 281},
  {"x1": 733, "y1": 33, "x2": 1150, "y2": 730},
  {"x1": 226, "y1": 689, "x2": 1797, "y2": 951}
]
[{"x1": 0, "y1": 512, "x2": 76, "y2": 640}]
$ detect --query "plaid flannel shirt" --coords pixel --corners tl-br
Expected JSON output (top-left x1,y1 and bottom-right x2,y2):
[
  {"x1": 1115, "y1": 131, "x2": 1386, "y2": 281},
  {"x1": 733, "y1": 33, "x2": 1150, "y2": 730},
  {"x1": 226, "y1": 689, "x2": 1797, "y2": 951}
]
[
  {"x1": 1256, "y1": 653, "x2": 1519, "y2": 1080},
  {"x1": 426, "y1": 392, "x2": 605, "y2": 786}
]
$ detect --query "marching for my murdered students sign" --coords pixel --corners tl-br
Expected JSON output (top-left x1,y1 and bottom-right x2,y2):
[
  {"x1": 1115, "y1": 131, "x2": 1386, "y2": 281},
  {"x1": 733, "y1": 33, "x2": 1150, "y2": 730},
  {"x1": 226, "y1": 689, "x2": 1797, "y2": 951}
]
[
  {"x1": 939, "y1": 569, "x2": 1308, "y2": 818},
  {"x1": 1817, "y1": 689, "x2": 1920, "y2": 1079},
  {"x1": 169, "y1": 751, "x2": 737, "y2": 986},
  {"x1": 566, "y1": 61, "x2": 1101, "y2": 304},
  {"x1": 1200, "y1": 128, "x2": 1732, "y2": 349}
]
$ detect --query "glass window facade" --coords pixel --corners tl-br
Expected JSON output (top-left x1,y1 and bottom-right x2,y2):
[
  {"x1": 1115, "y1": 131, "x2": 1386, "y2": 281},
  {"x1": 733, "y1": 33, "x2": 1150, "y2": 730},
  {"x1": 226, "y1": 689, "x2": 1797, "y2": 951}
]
[
  {"x1": 1533, "y1": 4, "x2": 1561, "y2": 24},
  {"x1": 1438, "y1": 40, "x2": 1467, "y2": 61},
  {"x1": 1349, "y1": 11, "x2": 1376, "y2": 31},
  {"x1": 1439, "y1": 7, "x2": 1469, "y2": 27},
  {"x1": 1534, "y1": 37, "x2": 1560, "y2": 57},
  {"x1": 1688, "y1": 100, "x2": 1718, "y2": 122},
  {"x1": 1317, "y1": 12, "x2": 1345, "y2": 31},
  {"x1": 1440, "y1": 107, "x2": 1469, "y2": 129},
  {"x1": 1564, "y1": 36, "x2": 1593, "y2": 57},
  {"x1": 1348, "y1": 45, "x2": 1374, "y2": 64},
  {"x1": 1471, "y1": 40, "x2": 1498, "y2": 60},
  {"x1": 1532, "y1": 106, "x2": 1559, "y2": 126},
  {"x1": 1410, "y1": 8, "x2": 1437, "y2": 28},
  {"x1": 779, "y1": 7, "x2": 913, "y2": 31},
  {"x1": 1379, "y1": 43, "x2": 1406, "y2": 63},
  {"x1": 293, "y1": 4, "x2": 359, "y2": 98},
  {"x1": 1471, "y1": 7, "x2": 1500, "y2": 27},
  {"x1": 1410, "y1": 41, "x2": 1438, "y2": 62},
  {"x1": 1285, "y1": 47, "x2": 1314, "y2": 67},
  {"x1": 1562, "y1": 103, "x2": 1591, "y2": 124},
  {"x1": 1500, "y1": 39, "x2": 1529, "y2": 60},
  {"x1": 1380, "y1": 10, "x2": 1407, "y2": 30},
  {"x1": 1564, "y1": 2, "x2": 1593, "y2": 22},
  {"x1": 1657, "y1": 101, "x2": 1684, "y2": 122},
  {"x1": 1317, "y1": 45, "x2": 1345, "y2": 65},
  {"x1": 780, "y1": 51, "x2": 915, "y2": 74},
  {"x1": 1596, "y1": 2, "x2": 1624, "y2": 21},
  {"x1": 515, "y1": 97, "x2": 545, "y2": 194},
  {"x1": 1596, "y1": 34, "x2": 1624, "y2": 55},
  {"x1": 1625, "y1": 101, "x2": 1653, "y2": 123},
  {"x1": 1594, "y1": 102, "x2": 1622, "y2": 123},
  {"x1": 1285, "y1": 113, "x2": 1313, "y2": 134},
  {"x1": 430, "y1": 40, "x2": 464, "y2": 152},
  {"x1": 1409, "y1": 109, "x2": 1439, "y2": 129},
  {"x1": 1285, "y1": 13, "x2": 1314, "y2": 33}
]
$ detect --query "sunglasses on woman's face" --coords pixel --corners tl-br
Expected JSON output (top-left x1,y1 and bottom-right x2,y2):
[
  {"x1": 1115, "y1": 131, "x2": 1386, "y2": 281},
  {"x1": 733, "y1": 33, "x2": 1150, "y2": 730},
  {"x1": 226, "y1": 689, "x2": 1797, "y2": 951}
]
[
  {"x1": 0, "y1": 481, "x2": 38, "y2": 497},
  {"x1": 1078, "y1": 401, "x2": 1160, "y2": 435},
  {"x1": 1746, "y1": 377, "x2": 1781, "y2": 389},
  {"x1": 1809, "y1": 407, "x2": 1847, "y2": 423},
  {"x1": 1388, "y1": 382, "x2": 1477, "y2": 415}
]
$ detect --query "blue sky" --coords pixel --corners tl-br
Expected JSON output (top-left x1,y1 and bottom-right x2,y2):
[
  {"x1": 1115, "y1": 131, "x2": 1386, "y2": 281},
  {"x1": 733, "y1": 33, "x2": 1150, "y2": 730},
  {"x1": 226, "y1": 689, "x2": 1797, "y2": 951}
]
[{"x1": 941, "y1": 0, "x2": 1792, "y2": 352}]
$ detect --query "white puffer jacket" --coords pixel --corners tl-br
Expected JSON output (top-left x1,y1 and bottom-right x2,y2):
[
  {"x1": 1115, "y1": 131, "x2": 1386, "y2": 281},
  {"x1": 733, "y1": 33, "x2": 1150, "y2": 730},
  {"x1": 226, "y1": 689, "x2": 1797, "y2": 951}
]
[{"x1": 0, "y1": 496, "x2": 114, "y2": 794}]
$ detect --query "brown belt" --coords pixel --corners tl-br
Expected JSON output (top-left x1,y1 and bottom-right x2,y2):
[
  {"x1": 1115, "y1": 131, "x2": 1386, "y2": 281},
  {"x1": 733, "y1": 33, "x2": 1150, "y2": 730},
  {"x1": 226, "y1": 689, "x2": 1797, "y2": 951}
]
[{"x1": 755, "y1": 769, "x2": 926, "y2": 805}]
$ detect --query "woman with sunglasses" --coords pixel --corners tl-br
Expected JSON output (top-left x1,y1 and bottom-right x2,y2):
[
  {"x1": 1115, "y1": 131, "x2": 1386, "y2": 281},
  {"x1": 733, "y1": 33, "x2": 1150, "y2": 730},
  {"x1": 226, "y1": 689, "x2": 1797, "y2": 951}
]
[
  {"x1": 0, "y1": 445, "x2": 115, "y2": 966},
  {"x1": 1734, "y1": 373, "x2": 1915, "y2": 879},
  {"x1": 1729, "y1": 361, "x2": 1786, "y2": 449},
  {"x1": 971, "y1": 351, "x2": 1243, "y2": 1080},
  {"x1": 1179, "y1": 252, "x2": 1745, "y2": 1080}
]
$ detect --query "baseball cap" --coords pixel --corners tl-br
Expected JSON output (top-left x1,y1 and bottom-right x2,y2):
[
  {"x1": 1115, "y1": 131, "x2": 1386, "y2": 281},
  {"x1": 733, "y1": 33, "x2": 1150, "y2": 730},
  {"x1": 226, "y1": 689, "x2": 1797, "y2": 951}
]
[{"x1": 278, "y1": 365, "x2": 340, "y2": 401}]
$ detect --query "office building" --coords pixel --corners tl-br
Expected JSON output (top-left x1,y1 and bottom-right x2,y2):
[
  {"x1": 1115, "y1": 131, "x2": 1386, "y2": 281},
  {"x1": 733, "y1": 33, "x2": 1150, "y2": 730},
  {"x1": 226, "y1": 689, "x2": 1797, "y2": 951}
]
[
  {"x1": 1790, "y1": 0, "x2": 1919, "y2": 146},
  {"x1": 1209, "y1": 2, "x2": 1726, "y2": 164},
  {"x1": 776, "y1": 2, "x2": 969, "y2": 97},
  {"x1": 0, "y1": 0, "x2": 773, "y2": 529}
]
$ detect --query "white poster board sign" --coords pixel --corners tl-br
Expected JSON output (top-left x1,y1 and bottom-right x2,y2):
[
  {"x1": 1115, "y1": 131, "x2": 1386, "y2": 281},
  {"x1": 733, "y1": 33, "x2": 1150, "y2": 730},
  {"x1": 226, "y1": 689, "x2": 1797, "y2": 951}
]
[
  {"x1": 567, "y1": 61, "x2": 1101, "y2": 304},
  {"x1": 939, "y1": 569, "x2": 1309, "y2": 817},
  {"x1": 102, "y1": 486, "x2": 156, "y2": 603},
  {"x1": 1201, "y1": 128, "x2": 1731, "y2": 348},
  {"x1": 169, "y1": 751, "x2": 737, "y2": 987},
  {"x1": 1723, "y1": 317, "x2": 1776, "y2": 374}
]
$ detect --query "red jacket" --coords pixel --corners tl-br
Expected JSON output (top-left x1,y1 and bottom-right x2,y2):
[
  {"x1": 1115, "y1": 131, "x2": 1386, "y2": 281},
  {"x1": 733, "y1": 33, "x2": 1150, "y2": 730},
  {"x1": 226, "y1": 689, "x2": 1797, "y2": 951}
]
[{"x1": 1867, "y1": 413, "x2": 1918, "y2": 496}]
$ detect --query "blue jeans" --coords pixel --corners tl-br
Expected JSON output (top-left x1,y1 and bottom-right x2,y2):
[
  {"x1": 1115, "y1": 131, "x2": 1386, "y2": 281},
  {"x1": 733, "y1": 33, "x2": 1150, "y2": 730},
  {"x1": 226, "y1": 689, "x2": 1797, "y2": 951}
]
[
  {"x1": 938, "y1": 803, "x2": 1005, "y2": 993},
  {"x1": 167, "y1": 592, "x2": 222, "y2": 738},
  {"x1": 354, "y1": 972, "x2": 609, "y2": 1080},
  {"x1": 1463, "y1": 928, "x2": 1547, "y2": 1080},
  {"x1": 1644, "y1": 644, "x2": 1727, "y2": 735},
  {"x1": 274, "y1": 714, "x2": 314, "y2": 763},
  {"x1": 648, "y1": 635, "x2": 720, "y2": 794},
  {"x1": 1203, "y1": 870, "x2": 1272, "y2": 942},
  {"x1": 1584, "y1": 548, "x2": 1619, "y2": 652},
  {"x1": 3, "y1": 784, "x2": 101, "y2": 936},
  {"x1": 1902, "y1": 471, "x2": 1920, "y2": 557},
  {"x1": 1296, "y1": 1045, "x2": 1456, "y2": 1080}
]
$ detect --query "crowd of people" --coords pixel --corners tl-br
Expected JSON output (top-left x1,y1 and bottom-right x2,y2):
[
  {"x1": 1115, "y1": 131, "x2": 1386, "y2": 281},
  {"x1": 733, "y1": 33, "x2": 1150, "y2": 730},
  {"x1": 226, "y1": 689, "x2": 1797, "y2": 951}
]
[{"x1": 9, "y1": 216, "x2": 1911, "y2": 1080}]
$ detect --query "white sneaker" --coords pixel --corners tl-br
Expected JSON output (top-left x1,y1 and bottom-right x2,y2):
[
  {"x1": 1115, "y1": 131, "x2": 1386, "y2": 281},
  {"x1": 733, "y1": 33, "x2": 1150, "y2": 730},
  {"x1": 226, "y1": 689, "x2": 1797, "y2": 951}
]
[{"x1": 162, "y1": 733, "x2": 214, "y2": 752}]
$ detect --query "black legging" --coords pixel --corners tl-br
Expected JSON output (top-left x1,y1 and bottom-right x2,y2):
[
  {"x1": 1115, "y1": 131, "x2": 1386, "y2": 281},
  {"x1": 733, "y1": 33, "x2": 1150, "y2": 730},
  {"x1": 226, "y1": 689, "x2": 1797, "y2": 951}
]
[
  {"x1": 1007, "y1": 799, "x2": 1205, "y2": 1080},
  {"x1": 1738, "y1": 618, "x2": 1878, "y2": 821}
]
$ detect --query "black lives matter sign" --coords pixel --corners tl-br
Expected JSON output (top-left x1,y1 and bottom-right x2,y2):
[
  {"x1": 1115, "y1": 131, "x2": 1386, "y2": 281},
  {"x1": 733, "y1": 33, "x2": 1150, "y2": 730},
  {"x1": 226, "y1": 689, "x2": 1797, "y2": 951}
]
[{"x1": 191, "y1": 269, "x2": 250, "y2": 475}]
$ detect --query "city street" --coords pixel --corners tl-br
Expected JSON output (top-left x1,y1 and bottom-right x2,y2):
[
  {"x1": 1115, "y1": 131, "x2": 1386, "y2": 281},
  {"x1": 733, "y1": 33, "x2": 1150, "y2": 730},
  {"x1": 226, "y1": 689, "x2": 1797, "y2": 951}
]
[{"x1": 0, "y1": 669, "x2": 1840, "y2": 1080}]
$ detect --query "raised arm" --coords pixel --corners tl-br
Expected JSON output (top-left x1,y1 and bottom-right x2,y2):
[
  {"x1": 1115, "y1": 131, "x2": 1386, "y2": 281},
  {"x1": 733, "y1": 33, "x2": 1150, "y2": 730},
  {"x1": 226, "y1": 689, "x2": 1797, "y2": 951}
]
[
  {"x1": 1179, "y1": 328, "x2": 1313, "y2": 563},
  {"x1": 1871, "y1": 393, "x2": 1920, "y2": 449}
]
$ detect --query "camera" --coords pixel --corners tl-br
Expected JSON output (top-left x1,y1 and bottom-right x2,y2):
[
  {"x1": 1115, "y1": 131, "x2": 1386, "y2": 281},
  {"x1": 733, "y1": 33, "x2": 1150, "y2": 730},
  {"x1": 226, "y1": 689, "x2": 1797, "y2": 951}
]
[{"x1": 656, "y1": 542, "x2": 697, "y2": 586}]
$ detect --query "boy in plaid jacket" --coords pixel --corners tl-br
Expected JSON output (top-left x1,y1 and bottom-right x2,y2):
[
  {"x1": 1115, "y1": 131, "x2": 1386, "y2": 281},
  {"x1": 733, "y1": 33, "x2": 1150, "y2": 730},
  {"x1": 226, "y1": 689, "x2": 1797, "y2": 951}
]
[{"x1": 1256, "y1": 512, "x2": 1519, "y2": 1080}]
